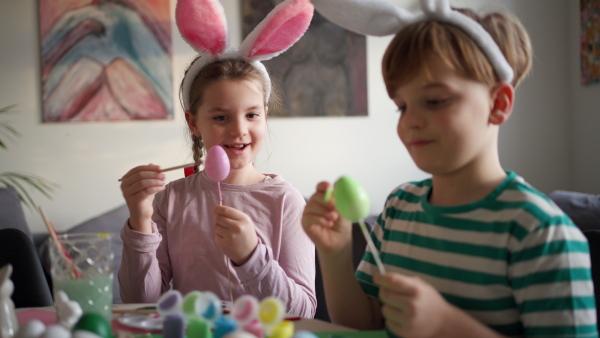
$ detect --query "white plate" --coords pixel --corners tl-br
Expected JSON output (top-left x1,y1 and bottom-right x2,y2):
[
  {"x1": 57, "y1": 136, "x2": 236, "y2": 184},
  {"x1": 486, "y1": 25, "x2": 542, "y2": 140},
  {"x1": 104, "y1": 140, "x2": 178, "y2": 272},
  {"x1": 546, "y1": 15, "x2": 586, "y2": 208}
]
[{"x1": 117, "y1": 314, "x2": 163, "y2": 331}]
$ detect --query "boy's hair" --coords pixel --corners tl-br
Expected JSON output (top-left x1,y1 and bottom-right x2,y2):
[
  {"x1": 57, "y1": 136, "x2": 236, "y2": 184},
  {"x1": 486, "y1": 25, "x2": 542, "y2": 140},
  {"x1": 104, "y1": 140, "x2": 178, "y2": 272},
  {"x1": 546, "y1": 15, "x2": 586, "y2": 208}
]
[
  {"x1": 382, "y1": 8, "x2": 532, "y2": 96},
  {"x1": 179, "y1": 58, "x2": 280, "y2": 172}
]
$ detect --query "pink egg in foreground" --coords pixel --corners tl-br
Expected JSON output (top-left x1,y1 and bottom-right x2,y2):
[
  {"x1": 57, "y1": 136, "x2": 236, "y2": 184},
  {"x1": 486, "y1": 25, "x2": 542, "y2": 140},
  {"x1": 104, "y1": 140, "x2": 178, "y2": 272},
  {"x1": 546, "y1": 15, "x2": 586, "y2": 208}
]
[{"x1": 205, "y1": 145, "x2": 230, "y2": 182}]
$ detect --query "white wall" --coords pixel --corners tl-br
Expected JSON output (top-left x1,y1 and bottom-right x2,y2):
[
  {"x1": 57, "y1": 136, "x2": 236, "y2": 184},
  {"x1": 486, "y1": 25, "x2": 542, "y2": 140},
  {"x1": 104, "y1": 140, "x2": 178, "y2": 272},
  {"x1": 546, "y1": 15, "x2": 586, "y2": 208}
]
[
  {"x1": 0, "y1": 0, "x2": 581, "y2": 234},
  {"x1": 568, "y1": 1, "x2": 600, "y2": 193}
]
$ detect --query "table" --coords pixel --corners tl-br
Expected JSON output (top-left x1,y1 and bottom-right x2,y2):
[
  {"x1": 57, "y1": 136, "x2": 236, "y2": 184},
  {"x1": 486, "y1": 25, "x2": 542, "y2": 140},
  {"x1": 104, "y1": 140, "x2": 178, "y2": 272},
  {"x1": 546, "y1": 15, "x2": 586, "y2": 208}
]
[{"x1": 17, "y1": 304, "x2": 387, "y2": 337}]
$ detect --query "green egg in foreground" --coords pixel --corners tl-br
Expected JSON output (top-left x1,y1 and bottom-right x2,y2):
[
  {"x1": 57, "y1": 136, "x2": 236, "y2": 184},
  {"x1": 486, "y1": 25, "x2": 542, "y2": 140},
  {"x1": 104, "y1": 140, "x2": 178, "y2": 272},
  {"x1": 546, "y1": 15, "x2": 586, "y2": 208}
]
[
  {"x1": 334, "y1": 176, "x2": 370, "y2": 221},
  {"x1": 73, "y1": 313, "x2": 111, "y2": 338}
]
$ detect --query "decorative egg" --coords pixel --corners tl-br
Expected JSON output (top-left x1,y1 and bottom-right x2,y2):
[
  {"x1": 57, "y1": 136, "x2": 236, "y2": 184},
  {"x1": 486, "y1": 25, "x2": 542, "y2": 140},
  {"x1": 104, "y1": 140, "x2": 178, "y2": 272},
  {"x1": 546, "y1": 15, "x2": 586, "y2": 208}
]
[
  {"x1": 157, "y1": 289, "x2": 183, "y2": 318},
  {"x1": 72, "y1": 330, "x2": 103, "y2": 338},
  {"x1": 15, "y1": 320, "x2": 45, "y2": 338},
  {"x1": 258, "y1": 297, "x2": 285, "y2": 328},
  {"x1": 232, "y1": 295, "x2": 259, "y2": 325},
  {"x1": 292, "y1": 331, "x2": 319, "y2": 338},
  {"x1": 213, "y1": 315, "x2": 237, "y2": 338},
  {"x1": 187, "y1": 317, "x2": 211, "y2": 337},
  {"x1": 269, "y1": 321, "x2": 294, "y2": 338},
  {"x1": 72, "y1": 313, "x2": 111, "y2": 338},
  {"x1": 197, "y1": 291, "x2": 222, "y2": 322},
  {"x1": 223, "y1": 331, "x2": 258, "y2": 338},
  {"x1": 205, "y1": 145, "x2": 230, "y2": 182},
  {"x1": 182, "y1": 290, "x2": 203, "y2": 318},
  {"x1": 39, "y1": 325, "x2": 71, "y2": 338},
  {"x1": 333, "y1": 176, "x2": 370, "y2": 221}
]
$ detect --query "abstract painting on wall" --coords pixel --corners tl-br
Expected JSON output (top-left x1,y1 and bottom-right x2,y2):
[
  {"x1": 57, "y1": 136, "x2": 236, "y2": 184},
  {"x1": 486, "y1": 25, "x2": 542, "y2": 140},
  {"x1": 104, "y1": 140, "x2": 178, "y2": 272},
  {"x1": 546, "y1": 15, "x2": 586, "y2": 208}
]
[
  {"x1": 242, "y1": 1, "x2": 368, "y2": 117},
  {"x1": 39, "y1": 0, "x2": 173, "y2": 122},
  {"x1": 581, "y1": 0, "x2": 600, "y2": 85}
]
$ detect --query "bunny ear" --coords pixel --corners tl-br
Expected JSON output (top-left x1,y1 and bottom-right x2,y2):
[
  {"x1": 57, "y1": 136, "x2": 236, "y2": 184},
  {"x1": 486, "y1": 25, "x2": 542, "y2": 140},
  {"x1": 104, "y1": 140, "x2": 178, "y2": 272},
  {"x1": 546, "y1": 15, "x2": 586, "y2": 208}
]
[
  {"x1": 176, "y1": 0, "x2": 228, "y2": 55},
  {"x1": 239, "y1": 0, "x2": 314, "y2": 61},
  {"x1": 421, "y1": 0, "x2": 452, "y2": 18},
  {"x1": 310, "y1": 0, "x2": 415, "y2": 37}
]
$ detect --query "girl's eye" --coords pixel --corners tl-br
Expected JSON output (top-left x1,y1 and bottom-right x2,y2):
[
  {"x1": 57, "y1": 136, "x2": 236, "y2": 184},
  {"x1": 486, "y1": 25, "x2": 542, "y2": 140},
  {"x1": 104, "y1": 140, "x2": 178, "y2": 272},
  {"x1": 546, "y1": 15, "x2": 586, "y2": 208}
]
[
  {"x1": 396, "y1": 106, "x2": 406, "y2": 114},
  {"x1": 214, "y1": 115, "x2": 227, "y2": 121},
  {"x1": 247, "y1": 112, "x2": 260, "y2": 119}
]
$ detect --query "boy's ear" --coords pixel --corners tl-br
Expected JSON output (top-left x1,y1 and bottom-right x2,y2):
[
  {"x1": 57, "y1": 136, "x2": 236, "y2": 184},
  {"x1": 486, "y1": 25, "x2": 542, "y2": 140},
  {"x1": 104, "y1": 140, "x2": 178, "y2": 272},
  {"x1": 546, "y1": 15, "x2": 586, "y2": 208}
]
[
  {"x1": 185, "y1": 110, "x2": 201, "y2": 137},
  {"x1": 489, "y1": 82, "x2": 514, "y2": 125}
]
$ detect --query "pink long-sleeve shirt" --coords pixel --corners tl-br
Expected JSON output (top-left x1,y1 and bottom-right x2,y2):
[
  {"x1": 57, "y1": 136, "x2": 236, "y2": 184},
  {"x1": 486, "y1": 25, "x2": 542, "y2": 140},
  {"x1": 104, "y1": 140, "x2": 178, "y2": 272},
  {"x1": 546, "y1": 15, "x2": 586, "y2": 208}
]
[{"x1": 118, "y1": 171, "x2": 316, "y2": 317}]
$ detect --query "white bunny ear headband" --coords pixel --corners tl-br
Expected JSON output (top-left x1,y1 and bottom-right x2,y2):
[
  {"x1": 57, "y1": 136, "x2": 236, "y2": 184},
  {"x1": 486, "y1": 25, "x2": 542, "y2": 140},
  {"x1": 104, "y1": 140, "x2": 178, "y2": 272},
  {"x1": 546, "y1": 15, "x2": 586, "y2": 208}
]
[
  {"x1": 310, "y1": 0, "x2": 514, "y2": 84},
  {"x1": 176, "y1": 0, "x2": 314, "y2": 110}
]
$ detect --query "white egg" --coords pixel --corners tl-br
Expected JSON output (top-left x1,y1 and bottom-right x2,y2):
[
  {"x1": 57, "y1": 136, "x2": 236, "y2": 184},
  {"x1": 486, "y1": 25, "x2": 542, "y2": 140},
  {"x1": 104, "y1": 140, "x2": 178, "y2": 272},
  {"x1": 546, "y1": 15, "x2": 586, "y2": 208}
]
[
  {"x1": 72, "y1": 330, "x2": 103, "y2": 338},
  {"x1": 15, "y1": 320, "x2": 46, "y2": 338},
  {"x1": 293, "y1": 331, "x2": 319, "y2": 338},
  {"x1": 39, "y1": 325, "x2": 71, "y2": 338},
  {"x1": 223, "y1": 330, "x2": 258, "y2": 338}
]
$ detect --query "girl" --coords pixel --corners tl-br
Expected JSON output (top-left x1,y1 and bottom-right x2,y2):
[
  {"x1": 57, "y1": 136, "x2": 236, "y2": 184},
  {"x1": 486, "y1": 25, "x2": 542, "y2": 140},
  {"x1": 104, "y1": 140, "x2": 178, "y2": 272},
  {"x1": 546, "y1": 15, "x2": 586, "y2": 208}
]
[
  {"x1": 303, "y1": 0, "x2": 597, "y2": 336},
  {"x1": 118, "y1": 0, "x2": 316, "y2": 318}
]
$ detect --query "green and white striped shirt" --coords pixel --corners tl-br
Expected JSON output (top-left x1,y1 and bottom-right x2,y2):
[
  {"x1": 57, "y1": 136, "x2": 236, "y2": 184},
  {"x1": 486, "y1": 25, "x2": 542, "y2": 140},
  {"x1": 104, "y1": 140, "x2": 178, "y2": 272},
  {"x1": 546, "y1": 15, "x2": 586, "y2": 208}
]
[{"x1": 356, "y1": 171, "x2": 598, "y2": 337}]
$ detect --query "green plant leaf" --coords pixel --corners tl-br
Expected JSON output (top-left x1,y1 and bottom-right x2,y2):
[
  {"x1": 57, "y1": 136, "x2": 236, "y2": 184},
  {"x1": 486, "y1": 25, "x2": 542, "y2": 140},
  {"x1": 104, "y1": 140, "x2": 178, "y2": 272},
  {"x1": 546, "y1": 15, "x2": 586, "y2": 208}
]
[
  {"x1": 0, "y1": 104, "x2": 20, "y2": 150},
  {"x1": 0, "y1": 172, "x2": 59, "y2": 210},
  {"x1": 1, "y1": 104, "x2": 60, "y2": 209}
]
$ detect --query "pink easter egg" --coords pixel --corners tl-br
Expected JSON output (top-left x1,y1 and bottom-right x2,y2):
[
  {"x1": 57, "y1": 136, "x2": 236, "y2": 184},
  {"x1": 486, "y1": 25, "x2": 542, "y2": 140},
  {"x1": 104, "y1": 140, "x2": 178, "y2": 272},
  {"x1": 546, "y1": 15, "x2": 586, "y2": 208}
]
[{"x1": 205, "y1": 145, "x2": 230, "y2": 182}]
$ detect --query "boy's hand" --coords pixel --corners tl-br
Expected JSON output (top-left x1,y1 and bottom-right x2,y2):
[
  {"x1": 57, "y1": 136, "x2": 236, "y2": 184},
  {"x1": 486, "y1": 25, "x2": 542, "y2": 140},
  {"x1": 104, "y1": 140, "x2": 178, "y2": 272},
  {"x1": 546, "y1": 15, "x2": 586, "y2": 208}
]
[
  {"x1": 213, "y1": 205, "x2": 259, "y2": 266},
  {"x1": 374, "y1": 273, "x2": 452, "y2": 338},
  {"x1": 301, "y1": 181, "x2": 353, "y2": 254},
  {"x1": 120, "y1": 164, "x2": 165, "y2": 233}
]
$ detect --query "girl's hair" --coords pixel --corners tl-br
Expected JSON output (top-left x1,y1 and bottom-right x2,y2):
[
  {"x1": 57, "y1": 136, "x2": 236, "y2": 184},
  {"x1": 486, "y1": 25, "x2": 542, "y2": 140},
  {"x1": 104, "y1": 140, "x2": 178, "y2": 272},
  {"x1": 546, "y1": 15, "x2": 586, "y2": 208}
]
[
  {"x1": 179, "y1": 58, "x2": 279, "y2": 173},
  {"x1": 382, "y1": 8, "x2": 532, "y2": 96}
]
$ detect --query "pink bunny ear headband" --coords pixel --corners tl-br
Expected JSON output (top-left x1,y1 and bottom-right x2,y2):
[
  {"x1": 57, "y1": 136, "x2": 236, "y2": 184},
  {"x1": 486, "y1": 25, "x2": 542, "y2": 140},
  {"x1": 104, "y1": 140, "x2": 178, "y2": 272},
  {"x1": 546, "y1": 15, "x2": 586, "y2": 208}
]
[
  {"x1": 176, "y1": 0, "x2": 314, "y2": 110},
  {"x1": 310, "y1": 0, "x2": 514, "y2": 84}
]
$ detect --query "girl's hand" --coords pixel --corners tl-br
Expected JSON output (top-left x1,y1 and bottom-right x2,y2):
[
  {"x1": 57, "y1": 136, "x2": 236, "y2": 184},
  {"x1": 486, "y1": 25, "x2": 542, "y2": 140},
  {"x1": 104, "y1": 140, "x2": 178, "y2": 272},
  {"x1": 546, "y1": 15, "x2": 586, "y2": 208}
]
[
  {"x1": 374, "y1": 273, "x2": 452, "y2": 338},
  {"x1": 301, "y1": 181, "x2": 352, "y2": 254},
  {"x1": 213, "y1": 205, "x2": 259, "y2": 266},
  {"x1": 119, "y1": 164, "x2": 165, "y2": 233}
]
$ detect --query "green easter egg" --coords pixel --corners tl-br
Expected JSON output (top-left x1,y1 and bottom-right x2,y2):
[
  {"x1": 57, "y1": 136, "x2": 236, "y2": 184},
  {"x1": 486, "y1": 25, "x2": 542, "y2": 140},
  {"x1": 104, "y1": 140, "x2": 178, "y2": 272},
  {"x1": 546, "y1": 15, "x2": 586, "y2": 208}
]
[
  {"x1": 73, "y1": 313, "x2": 111, "y2": 338},
  {"x1": 182, "y1": 291, "x2": 203, "y2": 317},
  {"x1": 187, "y1": 317, "x2": 211, "y2": 337},
  {"x1": 334, "y1": 176, "x2": 370, "y2": 221}
]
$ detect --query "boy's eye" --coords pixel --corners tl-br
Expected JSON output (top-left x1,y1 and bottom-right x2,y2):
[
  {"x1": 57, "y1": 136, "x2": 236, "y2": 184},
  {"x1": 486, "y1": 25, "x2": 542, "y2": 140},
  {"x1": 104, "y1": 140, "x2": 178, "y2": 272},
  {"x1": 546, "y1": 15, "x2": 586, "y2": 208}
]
[
  {"x1": 426, "y1": 98, "x2": 449, "y2": 106},
  {"x1": 396, "y1": 106, "x2": 406, "y2": 114},
  {"x1": 213, "y1": 115, "x2": 227, "y2": 121}
]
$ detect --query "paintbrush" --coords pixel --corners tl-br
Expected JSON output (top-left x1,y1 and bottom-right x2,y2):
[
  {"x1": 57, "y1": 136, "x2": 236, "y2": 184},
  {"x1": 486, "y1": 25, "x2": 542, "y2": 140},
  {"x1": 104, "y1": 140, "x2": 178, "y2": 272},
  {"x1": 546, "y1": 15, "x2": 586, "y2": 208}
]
[
  {"x1": 118, "y1": 160, "x2": 203, "y2": 182},
  {"x1": 39, "y1": 206, "x2": 82, "y2": 278}
]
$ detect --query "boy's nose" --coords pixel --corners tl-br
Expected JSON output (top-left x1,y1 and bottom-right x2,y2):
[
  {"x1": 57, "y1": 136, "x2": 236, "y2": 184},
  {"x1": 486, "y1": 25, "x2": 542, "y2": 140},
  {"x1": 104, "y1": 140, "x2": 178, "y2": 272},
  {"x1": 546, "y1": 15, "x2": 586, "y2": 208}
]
[{"x1": 401, "y1": 108, "x2": 426, "y2": 129}]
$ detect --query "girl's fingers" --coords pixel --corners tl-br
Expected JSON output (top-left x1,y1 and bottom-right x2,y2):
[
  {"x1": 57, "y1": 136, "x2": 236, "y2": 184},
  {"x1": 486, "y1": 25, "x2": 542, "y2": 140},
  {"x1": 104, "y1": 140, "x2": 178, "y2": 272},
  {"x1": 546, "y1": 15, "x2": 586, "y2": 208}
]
[
  {"x1": 214, "y1": 215, "x2": 238, "y2": 232},
  {"x1": 213, "y1": 205, "x2": 245, "y2": 221},
  {"x1": 122, "y1": 179, "x2": 165, "y2": 198},
  {"x1": 120, "y1": 164, "x2": 162, "y2": 183},
  {"x1": 121, "y1": 171, "x2": 165, "y2": 188}
]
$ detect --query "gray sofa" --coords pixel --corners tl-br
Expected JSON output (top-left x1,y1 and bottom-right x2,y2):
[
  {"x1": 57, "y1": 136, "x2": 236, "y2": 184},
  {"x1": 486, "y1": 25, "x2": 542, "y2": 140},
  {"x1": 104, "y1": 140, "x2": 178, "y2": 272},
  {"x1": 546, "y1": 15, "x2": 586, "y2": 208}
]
[{"x1": 0, "y1": 186, "x2": 128, "y2": 304}]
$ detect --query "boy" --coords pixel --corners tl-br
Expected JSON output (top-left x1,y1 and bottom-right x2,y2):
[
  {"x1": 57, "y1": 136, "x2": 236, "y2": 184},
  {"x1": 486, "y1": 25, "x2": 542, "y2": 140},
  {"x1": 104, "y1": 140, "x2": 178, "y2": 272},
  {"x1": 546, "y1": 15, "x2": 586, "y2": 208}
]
[{"x1": 302, "y1": 0, "x2": 597, "y2": 336}]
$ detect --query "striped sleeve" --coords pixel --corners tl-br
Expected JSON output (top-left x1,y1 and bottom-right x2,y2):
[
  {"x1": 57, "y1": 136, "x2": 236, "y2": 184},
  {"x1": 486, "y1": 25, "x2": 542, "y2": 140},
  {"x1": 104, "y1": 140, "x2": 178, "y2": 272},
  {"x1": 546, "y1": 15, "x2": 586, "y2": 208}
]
[{"x1": 504, "y1": 187, "x2": 597, "y2": 336}]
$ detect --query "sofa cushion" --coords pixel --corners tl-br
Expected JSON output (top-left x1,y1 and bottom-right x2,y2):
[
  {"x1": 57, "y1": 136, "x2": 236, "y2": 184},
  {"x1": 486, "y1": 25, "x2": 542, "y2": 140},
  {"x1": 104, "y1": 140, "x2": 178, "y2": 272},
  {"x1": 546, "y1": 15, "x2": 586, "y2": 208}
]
[
  {"x1": 38, "y1": 204, "x2": 129, "y2": 304},
  {"x1": 0, "y1": 186, "x2": 32, "y2": 240},
  {"x1": 549, "y1": 190, "x2": 600, "y2": 232}
]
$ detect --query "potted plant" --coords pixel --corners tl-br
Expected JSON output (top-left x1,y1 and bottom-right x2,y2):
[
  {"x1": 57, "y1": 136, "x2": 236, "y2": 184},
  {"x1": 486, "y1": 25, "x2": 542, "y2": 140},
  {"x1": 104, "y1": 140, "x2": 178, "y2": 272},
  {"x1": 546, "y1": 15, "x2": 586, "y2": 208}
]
[{"x1": 0, "y1": 104, "x2": 58, "y2": 209}]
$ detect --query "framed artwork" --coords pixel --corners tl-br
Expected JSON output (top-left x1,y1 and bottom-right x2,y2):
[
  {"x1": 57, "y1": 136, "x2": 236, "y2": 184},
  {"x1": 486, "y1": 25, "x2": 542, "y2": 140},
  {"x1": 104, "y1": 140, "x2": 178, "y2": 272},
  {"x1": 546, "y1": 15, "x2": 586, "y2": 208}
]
[
  {"x1": 39, "y1": 0, "x2": 173, "y2": 122},
  {"x1": 581, "y1": 0, "x2": 600, "y2": 85},
  {"x1": 242, "y1": 1, "x2": 368, "y2": 117}
]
